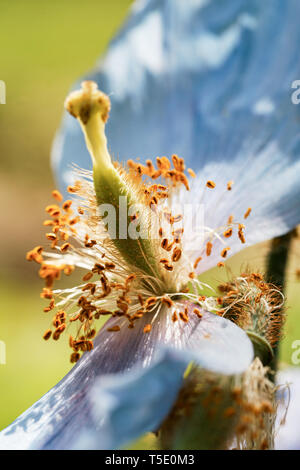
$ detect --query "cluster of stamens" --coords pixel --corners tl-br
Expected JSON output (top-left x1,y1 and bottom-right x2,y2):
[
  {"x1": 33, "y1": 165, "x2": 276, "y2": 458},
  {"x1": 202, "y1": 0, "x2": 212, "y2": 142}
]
[
  {"x1": 218, "y1": 272, "x2": 284, "y2": 348},
  {"x1": 27, "y1": 150, "x2": 252, "y2": 363},
  {"x1": 160, "y1": 358, "x2": 275, "y2": 450}
]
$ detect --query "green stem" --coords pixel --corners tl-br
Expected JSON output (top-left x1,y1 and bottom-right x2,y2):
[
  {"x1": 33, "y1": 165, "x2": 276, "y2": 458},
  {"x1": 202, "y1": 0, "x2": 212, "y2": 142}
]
[{"x1": 266, "y1": 230, "x2": 294, "y2": 367}]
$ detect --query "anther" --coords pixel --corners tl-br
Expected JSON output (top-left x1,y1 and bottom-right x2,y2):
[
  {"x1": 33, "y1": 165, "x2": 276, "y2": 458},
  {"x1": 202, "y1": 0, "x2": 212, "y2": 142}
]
[
  {"x1": 206, "y1": 242, "x2": 213, "y2": 256},
  {"x1": 61, "y1": 243, "x2": 71, "y2": 253},
  {"x1": 107, "y1": 325, "x2": 121, "y2": 332},
  {"x1": 52, "y1": 190, "x2": 63, "y2": 202},
  {"x1": 172, "y1": 312, "x2": 178, "y2": 322},
  {"x1": 193, "y1": 256, "x2": 202, "y2": 269},
  {"x1": 62, "y1": 200, "x2": 73, "y2": 211},
  {"x1": 179, "y1": 311, "x2": 189, "y2": 323},
  {"x1": 172, "y1": 248, "x2": 182, "y2": 262},
  {"x1": 223, "y1": 228, "x2": 233, "y2": 238},
  {"x1": 43, "y1": 329, "x2": 52, "y2": 340},
  {"x1": 161, "y1": 296, "x2": 174, "y2": 308},
  {"x1": 143, "y1": 324, "x2": 152, "y2": 334},
  {"x1": 244, "y1": 207, "x2": 252, "y2": 219},
  {"x1": 193, "y1": 308, "x2": 203, "y2": 318},
  {"x1": 206, "y1": 180, "x2": 216, "y2": 189},
  {"x1": 187, "y1": 168, "x2": 196, "y2": 178},
  {"x1": 221, "y1": 247, "x2": 230, "y2": 258}
]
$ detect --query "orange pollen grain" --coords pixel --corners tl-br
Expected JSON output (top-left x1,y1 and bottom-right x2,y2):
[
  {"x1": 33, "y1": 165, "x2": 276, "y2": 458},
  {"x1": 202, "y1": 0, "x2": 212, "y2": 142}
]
[
  {"x1": 26, "y1": 246, "x2": 43, "y2": 264},
  {"x1": 61, "y1": 243, "x2": 71, "y2": 253},
  {"x1": 206, "y1": 242, "x2": 213, "y2": 256},
  {"x1": 206, "y1": 180, "x2": 216, "y2": 189},
  {"x1": 221, "y1": 247, "x2": 230, "y2": 258},
  {"x1": 223, "y1": 228, "x2": 233, "y2": 238},
  {"x1": 193, "y1": 308, "x2": 202, "y2": 318},
  {"x1": 172, "y1": 248, "x2": 182, "y2": 262},
  {"x1": 188, "y1": 168, "x2": 196, "y2": 178},
  {"x1": 244, "y1": 207, "x2": 252, "y2": 219},
  {"x1": 62, "y1": 200, "x2": 73, "y2": 211},
  {"x1": 193, "y1": 256, "x2": 202, "y2": 269},
  {"x1": 107, "y1": 326, "x2": 120, "y2": 332},
  {"x1": 161, "y1": 296, "x2": 174, "y2": 308},
  {"x1": 43, "y1": 329, "x2": 52, "y2": 340},
  {"x1": 144, "y1": 297, "x2": 157, "y2": 309},
  {"x1": 143, "y1": 324, "x2": 152, "y2": 334},
  {"x1": 172, "y1": 312, "x2": 178, "y2": 322},
  {"x1": 163, "y1": 263, "x2": 174, "y2": 272},
  {"x1": 52, "y1": 190, "x2": 63, "y2": 202},
  {"x1": 179, "y1": 311, "x2": 189, "y2": 323}
]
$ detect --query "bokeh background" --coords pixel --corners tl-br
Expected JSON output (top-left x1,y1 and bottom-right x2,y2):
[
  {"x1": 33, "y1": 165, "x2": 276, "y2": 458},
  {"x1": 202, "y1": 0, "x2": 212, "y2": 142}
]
[{"x1": 0, "y1": 0, "x2": 299, "y2": 441}]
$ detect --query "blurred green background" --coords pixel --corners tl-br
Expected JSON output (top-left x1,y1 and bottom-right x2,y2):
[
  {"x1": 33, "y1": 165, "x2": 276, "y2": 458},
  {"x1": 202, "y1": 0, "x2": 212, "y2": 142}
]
[{"x1": 0, "y1": 0, "x2": 299, "y2": 438}]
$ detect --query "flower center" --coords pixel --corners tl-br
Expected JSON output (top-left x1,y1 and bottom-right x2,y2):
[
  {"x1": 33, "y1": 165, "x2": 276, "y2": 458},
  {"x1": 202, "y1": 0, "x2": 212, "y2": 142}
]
[{"x1": 26, "y1": 81, "x2": 252, "y2": 363}]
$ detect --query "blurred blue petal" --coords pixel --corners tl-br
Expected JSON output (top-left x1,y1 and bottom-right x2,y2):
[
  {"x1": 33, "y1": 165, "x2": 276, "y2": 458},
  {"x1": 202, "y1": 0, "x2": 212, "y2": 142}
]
[
  {"x1": 0, "y1": 307, "x2": 252, "y2": 449},
  {"x1": 275, "y1": 367, "x2": 300, "y2": 450},
  {"x1": 74, "y1": 349, "x2": 188, "y2": 450},
  {"x1": 52, "y1": 0, "x2": 300, "y2": 258}
]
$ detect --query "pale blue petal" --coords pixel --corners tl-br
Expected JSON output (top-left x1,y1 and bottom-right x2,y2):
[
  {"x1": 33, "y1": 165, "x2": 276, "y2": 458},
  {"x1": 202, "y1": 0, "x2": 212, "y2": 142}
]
[
  {"x1": 74, "y1": 349, "x2": 187, "y2": 450},
  {"x1": 275, "y1": 367, "x2": 300, "y2": 450},
  {"x1": 52, "y1": 0, "x2": 300, "y2": 259},
  {"x1": 0, "y1": 307, "x2": 252, "y2": 450}
]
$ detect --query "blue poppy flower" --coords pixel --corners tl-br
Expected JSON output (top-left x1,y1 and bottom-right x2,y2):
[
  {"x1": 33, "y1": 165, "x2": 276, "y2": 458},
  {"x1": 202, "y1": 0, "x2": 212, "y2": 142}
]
[{"x1": 1, "y1": 0, "x2": 300, "y2": 450}]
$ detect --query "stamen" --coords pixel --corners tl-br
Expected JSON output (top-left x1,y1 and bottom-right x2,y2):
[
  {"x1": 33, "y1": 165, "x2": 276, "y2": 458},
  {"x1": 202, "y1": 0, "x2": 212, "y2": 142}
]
[
  {"x1": 193, "y1": 257, "x2": 202, "y2": 269},
  {"x1": 206, "y1": 242, "x2": 213, "y2": 256},
  {"x1": 244, "y1": 208, "x2": 252, "y2": 219},
  {"x1": 107, "y1": 326, "x2": 121, "y2": 332},
  {"x1": 221, "y1": 247, "x2": 230, "y2": 258},
  {"x1": 52, "y1": 190, "x2": 63, "y2": 202},
  {"x1": 223, "y1": 228, "x2": 233, "y2": 238},
  {"x1": 43, "y1": 329, "x2": 52, "y2": 340},
  {"x1": 187, "y1": 168, "x2": 196, "y2": 178}
]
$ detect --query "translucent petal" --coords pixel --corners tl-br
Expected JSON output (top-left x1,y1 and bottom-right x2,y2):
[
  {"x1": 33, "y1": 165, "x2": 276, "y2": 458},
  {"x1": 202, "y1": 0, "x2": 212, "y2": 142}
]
[
  {"x1": 52, "y1": 0, "x2": 300, "y2": 263},
  {"x1": 0, "y1": 306, "x2": 252, "y2": 450}
]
